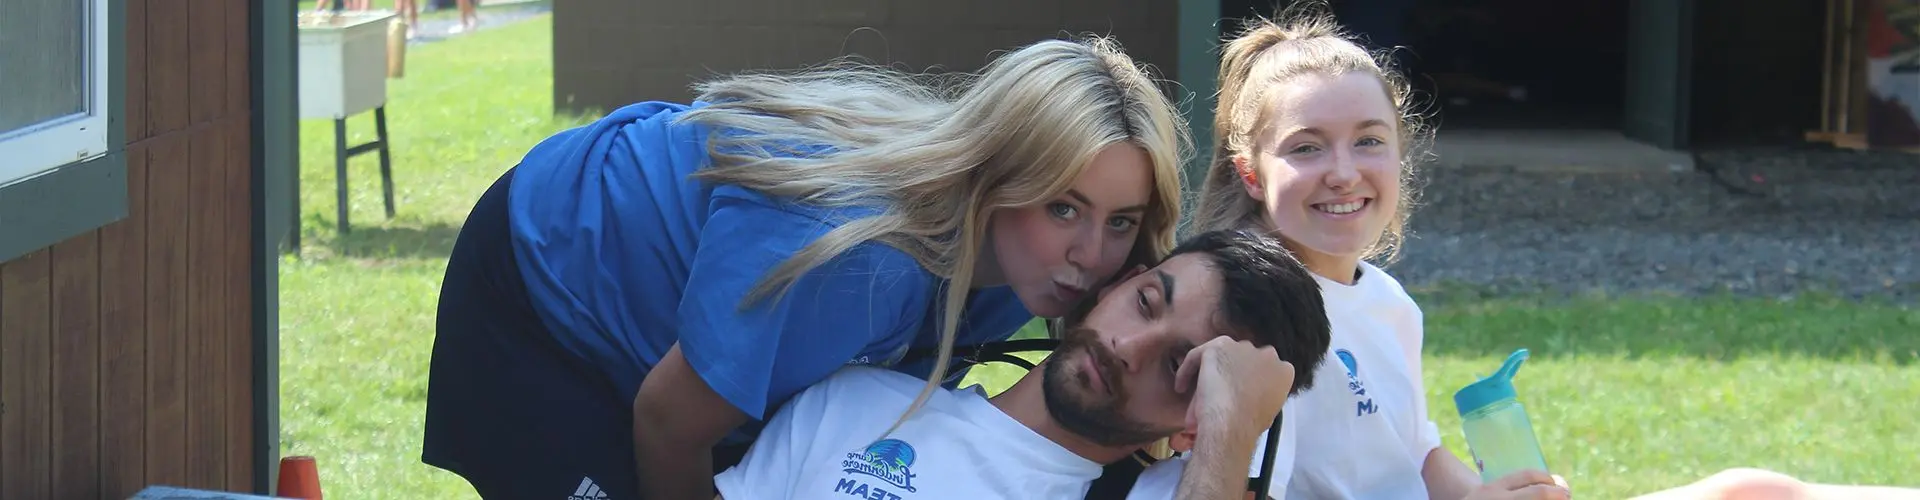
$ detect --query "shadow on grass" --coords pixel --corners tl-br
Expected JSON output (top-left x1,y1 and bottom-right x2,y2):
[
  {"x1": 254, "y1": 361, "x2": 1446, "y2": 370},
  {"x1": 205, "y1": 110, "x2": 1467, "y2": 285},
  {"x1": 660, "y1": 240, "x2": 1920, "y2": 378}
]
[
  {"x1": 1411, "y1": 283, "x2": 1920, "y2": 365},
  {"x1": 326, "y1": 221, "x2": 463, "y2": 259}
]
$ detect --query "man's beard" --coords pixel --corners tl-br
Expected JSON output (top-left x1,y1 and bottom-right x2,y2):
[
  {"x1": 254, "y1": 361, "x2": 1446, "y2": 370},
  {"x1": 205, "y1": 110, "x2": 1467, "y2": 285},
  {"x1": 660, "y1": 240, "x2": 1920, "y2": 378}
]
[{"x1": 1041, "y1": 326, "x2": 1181, "y2": 448}]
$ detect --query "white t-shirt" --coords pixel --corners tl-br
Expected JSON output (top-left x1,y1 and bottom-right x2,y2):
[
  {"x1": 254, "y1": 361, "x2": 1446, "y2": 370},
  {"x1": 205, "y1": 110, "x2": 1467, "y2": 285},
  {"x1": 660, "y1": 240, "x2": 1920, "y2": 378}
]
[
  {"x1": 714, "y1": 366, "x2": 1106, "y2": 500},
  {"x1": 1132, "y1": 262, "x2": 1441, "y2": 499}
]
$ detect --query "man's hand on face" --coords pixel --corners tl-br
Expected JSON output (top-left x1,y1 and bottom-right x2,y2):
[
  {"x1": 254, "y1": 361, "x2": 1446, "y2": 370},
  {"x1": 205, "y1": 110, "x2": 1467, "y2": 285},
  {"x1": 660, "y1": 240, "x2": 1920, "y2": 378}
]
[{"x1": 1174, "y1": 336, "x2": 1295, "y2": 442}]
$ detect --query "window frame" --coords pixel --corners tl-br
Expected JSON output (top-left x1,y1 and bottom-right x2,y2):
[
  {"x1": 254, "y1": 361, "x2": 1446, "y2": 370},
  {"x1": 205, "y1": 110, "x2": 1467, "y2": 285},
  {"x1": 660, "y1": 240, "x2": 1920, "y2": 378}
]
[
  {"x1": 0, "y1": 0, "x2": 114, "y2": 188},
  {"x1": 0, "y1": 0, "x2": 127, "y2": 263}
]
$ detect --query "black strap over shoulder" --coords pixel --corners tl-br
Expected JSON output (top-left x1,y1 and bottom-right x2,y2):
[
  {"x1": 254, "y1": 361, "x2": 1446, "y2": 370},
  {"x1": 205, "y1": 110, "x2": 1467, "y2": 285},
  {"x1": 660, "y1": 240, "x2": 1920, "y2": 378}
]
[
  {"x1": 898, "y1": 338, "x2": 1060, "y2": 371},
  {"x1": 1084, "y1": 454, "x2": 1149, "y2": 498},
  {"x1": 1250, "y1": 411, "x2": 1284, "y2": 495}
]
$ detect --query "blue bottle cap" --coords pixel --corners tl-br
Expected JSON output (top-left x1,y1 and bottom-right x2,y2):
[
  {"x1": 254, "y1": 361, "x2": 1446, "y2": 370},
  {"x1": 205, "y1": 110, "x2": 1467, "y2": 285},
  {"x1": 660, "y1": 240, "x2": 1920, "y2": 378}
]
[{"x1": 1453, "y1": 348, "x2": 1530, "y2": 416}]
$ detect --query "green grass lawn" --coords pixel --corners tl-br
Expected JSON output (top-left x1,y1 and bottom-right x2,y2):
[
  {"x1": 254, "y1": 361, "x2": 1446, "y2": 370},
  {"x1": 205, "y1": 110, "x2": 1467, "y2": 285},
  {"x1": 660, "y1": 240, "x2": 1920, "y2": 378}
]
[
  {"x1": 968, "y1": 292, "x2": 1920, "y2": 496},
  {"x1": 278, "y1": 15, "x2": 1920, "y2": 500}
]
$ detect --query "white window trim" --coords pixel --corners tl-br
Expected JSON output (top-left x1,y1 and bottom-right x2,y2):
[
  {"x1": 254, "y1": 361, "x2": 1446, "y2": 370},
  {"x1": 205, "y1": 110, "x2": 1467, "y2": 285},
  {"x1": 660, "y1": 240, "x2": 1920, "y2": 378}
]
[{"x1": 0, "y1": 0, "x2": 113, "y2": 190}]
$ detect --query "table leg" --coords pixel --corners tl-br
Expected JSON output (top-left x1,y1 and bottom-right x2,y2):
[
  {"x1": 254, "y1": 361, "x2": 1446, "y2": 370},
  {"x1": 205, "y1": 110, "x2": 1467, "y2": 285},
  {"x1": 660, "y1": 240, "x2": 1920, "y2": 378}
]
[
  {"x1": 335, "y1": 117, "x2": 351, "y2": 235},
  {"x1": 376, "y1": 106, "x2": 395, "y2": 219}
]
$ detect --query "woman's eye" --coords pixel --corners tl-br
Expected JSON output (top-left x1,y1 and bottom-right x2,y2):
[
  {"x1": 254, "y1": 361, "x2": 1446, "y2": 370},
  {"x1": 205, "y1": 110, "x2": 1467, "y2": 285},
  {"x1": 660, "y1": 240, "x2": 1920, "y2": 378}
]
[
  {"x1": 1108, "y1": 217, "x2": 1138, "y2": 232},
  {"x1": 1048, "y1": 203, "x2": 1077, "y2": 219},
  {"x1": 1288, "y1": 144, "x2": 1320, "y2": 155},
  {"x1": 1358, "y1": 137, "x2": 1386, "y2": 147}
]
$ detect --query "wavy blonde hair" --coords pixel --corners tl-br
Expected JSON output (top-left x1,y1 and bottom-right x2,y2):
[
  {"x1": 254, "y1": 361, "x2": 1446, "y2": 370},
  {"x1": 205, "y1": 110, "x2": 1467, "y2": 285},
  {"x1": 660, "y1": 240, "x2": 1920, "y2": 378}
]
[
  {"x1": 678, "y1": 35, "x2": 1189, "y2": 431},
  {"x1": 1192, "y1": 5, "x2": 1431, "y2": 265}
]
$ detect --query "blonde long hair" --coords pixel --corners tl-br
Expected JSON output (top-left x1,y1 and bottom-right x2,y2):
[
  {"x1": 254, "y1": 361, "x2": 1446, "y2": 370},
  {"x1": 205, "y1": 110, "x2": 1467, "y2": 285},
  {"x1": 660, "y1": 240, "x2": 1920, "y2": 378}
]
[
  {"x1": 679, "y1": 36, "x2": 1189, "y2": 430},
  {"x1": 1193, "y1": 5, "x2": 1431, "y2": 264}
]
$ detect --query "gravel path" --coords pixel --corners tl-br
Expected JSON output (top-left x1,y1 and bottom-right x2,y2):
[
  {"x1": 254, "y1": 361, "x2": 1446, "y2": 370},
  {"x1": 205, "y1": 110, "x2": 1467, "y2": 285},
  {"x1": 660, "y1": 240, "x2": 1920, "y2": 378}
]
[{"x1": 1385, "y1": 147, "x2": 1920, "y2": 301}]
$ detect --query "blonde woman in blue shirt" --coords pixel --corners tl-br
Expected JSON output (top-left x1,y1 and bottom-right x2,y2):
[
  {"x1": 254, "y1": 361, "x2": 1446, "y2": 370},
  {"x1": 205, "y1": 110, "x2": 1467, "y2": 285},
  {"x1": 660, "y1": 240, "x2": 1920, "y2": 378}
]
[{"x1": 423, "y1": 36, "x2": 1192, "y2": 500}]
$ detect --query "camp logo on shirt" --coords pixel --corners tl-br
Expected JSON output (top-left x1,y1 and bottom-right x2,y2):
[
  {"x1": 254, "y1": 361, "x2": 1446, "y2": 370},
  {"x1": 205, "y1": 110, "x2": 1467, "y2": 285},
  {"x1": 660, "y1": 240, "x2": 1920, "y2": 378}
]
[
  {"x1": 846, "y1": 343, "x2": 913, "y2": 367},
  {"x1": 838, "y1": 438, "x2": 919, "y2": 496},
  {"x1": 1336, "y1": 349, "x2": 1378, "y2": 416}
]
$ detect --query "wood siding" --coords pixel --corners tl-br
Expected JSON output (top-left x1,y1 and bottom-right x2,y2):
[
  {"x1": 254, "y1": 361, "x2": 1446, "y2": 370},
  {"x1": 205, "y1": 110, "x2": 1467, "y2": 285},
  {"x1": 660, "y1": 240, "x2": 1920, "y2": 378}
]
[{"x1": 0, "y1": 0, "x2": 257, "y2": 497}]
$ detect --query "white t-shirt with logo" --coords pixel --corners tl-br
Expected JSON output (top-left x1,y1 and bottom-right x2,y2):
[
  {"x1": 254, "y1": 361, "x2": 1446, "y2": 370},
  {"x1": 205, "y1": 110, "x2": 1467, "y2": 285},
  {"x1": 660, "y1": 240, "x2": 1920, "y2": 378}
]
[
  {"x1": 714, "y1": 366, "x2": 1106, "y2": 500},
  {"x1": 1131, "y1": 262, "x2": 1441, "y2": 499}
]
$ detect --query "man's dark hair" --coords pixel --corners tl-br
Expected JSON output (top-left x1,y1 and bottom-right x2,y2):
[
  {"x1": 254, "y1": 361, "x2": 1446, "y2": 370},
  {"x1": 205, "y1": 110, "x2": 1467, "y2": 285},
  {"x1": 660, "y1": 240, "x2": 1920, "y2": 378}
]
[{"x1": 1167, "y1": 229, "x2": 1331, "y2": 395}]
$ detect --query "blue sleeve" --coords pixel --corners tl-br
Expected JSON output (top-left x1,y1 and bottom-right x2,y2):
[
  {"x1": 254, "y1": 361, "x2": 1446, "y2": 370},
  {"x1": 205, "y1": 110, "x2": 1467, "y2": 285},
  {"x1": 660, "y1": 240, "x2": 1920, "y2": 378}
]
[{"x1": 675, "y1": 190, "x2": 935, "y2": 420}]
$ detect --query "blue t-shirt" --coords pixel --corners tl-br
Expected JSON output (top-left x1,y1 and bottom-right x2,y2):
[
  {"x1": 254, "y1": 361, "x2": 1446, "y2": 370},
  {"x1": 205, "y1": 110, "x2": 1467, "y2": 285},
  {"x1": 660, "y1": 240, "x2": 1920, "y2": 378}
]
[{"x1": 504, "y1": 101, "x2": 1034, "y2": 442}]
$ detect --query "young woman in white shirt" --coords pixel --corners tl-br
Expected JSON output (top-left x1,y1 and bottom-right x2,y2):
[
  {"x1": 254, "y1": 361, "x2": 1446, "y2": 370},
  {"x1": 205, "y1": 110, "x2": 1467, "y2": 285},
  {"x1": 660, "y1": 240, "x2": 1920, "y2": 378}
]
[
  {"x1": 1177, "y1": 8, "x2": 1567, "y2": 500},
  {"x1": 1151, "y1": 7, "x2": 1920, "y2": 500}
]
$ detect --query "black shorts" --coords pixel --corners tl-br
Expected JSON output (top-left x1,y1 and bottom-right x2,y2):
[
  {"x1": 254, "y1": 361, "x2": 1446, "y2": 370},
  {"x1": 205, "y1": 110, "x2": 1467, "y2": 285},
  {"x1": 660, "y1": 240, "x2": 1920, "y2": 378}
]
[
  {"x1": 422, "y1": 168, "x2": 751, "y2": 499},
  {"x1": 422, "y1": 166, "x2": 646, "y2": 499}
]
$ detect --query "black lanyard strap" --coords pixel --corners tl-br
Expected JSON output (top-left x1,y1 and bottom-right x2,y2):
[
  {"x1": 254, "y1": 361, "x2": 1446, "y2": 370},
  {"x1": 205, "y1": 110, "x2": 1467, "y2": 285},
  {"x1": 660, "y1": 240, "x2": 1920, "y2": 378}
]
[{"x1": 898, "y1": 338, "x2": 1061, "y2": 370}]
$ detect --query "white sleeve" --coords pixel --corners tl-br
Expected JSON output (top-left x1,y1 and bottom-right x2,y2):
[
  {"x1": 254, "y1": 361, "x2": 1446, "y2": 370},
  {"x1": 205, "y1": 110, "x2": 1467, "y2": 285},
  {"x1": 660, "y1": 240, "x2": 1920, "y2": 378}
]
[
  {"x1": 713, "y1": 372, "x2": 839, "y2": 498},
  {"x1": 1397, "y1": 302, "x2": 1444, "y2": 462}
]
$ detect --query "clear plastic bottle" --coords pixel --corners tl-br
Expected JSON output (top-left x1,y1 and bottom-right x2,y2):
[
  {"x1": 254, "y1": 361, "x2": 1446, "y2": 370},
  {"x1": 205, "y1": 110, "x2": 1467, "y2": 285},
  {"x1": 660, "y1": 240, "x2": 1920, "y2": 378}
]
[{"x1": 1453, "y1": 348, "x2": 1550, "y2": 482}]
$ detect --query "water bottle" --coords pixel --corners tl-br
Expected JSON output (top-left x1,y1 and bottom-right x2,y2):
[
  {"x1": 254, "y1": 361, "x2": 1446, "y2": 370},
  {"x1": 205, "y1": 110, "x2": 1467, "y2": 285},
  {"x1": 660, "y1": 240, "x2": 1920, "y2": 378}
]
[{"x1": 1453, "y1": 348, "x2": 1550, "y2": 482}]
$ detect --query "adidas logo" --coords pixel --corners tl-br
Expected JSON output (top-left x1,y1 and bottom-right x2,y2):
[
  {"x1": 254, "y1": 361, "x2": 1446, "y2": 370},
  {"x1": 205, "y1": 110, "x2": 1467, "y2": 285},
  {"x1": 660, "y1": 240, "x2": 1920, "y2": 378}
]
[{"x1": 568, "y1": 477, "x2": 610, "y2": 500}]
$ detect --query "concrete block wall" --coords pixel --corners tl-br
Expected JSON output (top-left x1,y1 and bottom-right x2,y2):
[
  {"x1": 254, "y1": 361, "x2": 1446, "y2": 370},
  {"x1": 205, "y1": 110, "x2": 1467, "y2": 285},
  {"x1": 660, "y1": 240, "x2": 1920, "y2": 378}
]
[{"x1": 551, "y1": 0, "x2": 1181, "y2": 115}]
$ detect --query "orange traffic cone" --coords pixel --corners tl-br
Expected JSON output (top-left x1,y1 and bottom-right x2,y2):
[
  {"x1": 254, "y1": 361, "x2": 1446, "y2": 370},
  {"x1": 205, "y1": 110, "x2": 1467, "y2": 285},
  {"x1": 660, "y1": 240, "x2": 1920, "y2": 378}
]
[{"x1": 276, "y1": 456, "x2": 324, "y2": 499}]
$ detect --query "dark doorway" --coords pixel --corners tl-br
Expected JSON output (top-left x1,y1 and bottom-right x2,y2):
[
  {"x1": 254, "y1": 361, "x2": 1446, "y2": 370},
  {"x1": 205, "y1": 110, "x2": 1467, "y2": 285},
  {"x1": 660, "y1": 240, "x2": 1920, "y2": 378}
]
[
  {"x1": 1222, "y1": 0, "x2": 1633, "y2": 131},
  {"x1": 1403, "y1": 0, "x2": 1631, "y2": 130}
]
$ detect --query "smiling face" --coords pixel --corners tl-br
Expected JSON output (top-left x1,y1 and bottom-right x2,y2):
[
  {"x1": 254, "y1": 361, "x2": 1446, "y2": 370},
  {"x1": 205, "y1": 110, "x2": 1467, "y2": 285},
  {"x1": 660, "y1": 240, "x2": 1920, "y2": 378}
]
[
  {"x1": 986, "y1": 143, "x2": 1155, "y2": 318},
  {"x1": 1237, "y1": 71, "x2": 1402, "y2": 276},
  {"x1": 1040, "y1": 252, "x2": 1236, "y2": 447}
]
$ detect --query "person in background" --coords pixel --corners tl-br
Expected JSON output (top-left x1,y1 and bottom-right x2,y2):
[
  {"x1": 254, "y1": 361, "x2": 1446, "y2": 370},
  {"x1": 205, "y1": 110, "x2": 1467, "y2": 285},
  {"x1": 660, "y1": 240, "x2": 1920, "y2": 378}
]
[
  {"x1": 312, "y1": 0, "x2": 370, "y2": 12},
  {"x1": 449, "y1": 0, "x2": 477, "y2": 33}
]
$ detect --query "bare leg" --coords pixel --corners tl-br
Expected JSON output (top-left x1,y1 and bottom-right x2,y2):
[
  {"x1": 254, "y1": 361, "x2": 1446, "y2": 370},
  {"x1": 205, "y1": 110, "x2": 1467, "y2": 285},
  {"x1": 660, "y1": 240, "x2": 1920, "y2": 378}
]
[
  {"x1": 396, "y1": 0, "x2": 418, "y2": 37},
  {"x1": 458, "y1": 0, "x2": 477, "y2": 31}
]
